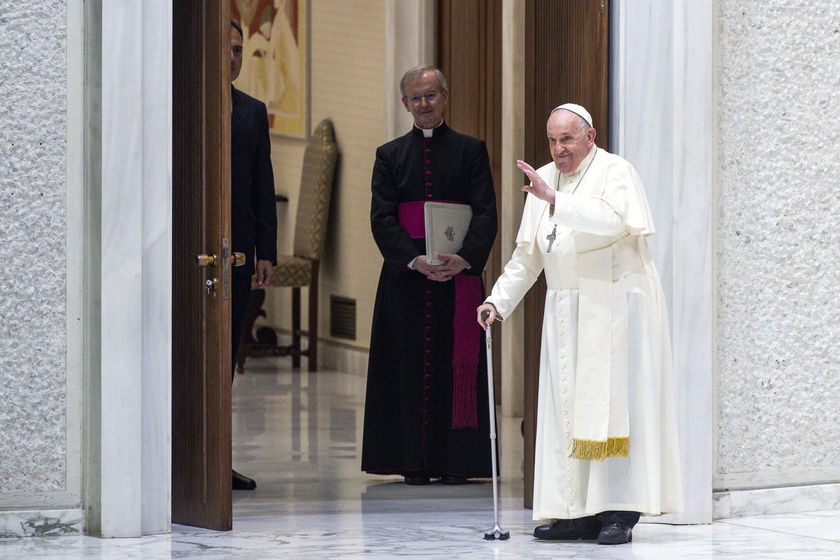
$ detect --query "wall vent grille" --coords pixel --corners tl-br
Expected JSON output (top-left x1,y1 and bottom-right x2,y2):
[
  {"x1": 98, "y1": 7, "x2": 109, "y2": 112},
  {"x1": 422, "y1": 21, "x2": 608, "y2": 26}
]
[{"x1": 330, "y1": 295, "x2": 356, "y2": 340}]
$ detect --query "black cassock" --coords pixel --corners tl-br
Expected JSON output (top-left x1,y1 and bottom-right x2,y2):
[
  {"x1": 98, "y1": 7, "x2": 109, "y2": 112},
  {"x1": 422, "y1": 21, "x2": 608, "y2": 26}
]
[{"x1": 362, "y1": 123, "x2": 498, "y2": 478}]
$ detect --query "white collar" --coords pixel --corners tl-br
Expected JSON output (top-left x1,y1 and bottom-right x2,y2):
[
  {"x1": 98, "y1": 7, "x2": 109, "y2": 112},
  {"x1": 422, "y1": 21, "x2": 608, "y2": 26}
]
[{"x1": 415, "y1": 120, "x2": 445, "y2": 137}]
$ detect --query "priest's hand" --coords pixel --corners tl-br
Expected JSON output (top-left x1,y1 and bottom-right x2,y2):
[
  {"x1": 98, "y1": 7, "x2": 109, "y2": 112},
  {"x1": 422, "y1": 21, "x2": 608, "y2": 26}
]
[
  {"x1": 518, "y1": 160, "x2": 556, "y2": 204},
  {"x1": 476, "y1": 302, "x2": 498, "y2": 330},
  {"x1": 432, "y1": 253, "x2": 469, "y2": 281},
  {"x1": 414, "y1": 254, "x2": 468, "y2": 282},
  {"x1": 413, "y1": 255, "x2": 445, "y2": 282},
  {"x1": 255, "y1": 259, "x2": 274, "y2": 287}
]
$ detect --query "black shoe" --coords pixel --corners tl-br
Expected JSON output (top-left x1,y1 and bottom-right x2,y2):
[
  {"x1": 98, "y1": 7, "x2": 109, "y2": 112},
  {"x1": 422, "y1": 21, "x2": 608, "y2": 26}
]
[
  {"x1": 232, "y1": 469, "x2": 257, "y2": 490},
  {"x1": 439, "y1": 475, "x2": 467, "y2": 485},
  {"x1": 404, "y1": 474, "x2": 431, "y2": 485},
  {"x1": 533, "y1": 517, "x2": 600, "y2": 540},
  {"x1": 597, "y1": 521, "x2": 633, "y2": 545}
]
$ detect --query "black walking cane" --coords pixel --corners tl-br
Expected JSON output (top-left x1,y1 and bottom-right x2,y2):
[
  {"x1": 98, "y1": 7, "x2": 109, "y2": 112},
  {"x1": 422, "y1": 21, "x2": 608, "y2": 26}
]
[{"x1": 481, "y1": 309, "x2": 510, "y2": 540}]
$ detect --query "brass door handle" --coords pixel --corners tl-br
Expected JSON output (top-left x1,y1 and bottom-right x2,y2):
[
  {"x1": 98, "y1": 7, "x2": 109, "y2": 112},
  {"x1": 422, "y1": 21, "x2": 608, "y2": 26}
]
[
  {"x1": 198, "y1": 239, "x2": 236, "y2": 299},
  {"x1": 198, "y1": 253, "x2": 244, "y2": 266},
  {"x1": 197, "y1": 254, "x2": 217, "y2": 267}
]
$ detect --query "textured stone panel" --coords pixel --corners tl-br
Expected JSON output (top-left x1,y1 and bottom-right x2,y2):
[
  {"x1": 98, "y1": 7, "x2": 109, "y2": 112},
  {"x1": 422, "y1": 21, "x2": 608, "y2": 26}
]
[
  {"x1": 0, "y1": 1, "x2": 68, "y2": 491},
  {"x1": 717, "y1": 1, "x2": 840, "y2": 482}
]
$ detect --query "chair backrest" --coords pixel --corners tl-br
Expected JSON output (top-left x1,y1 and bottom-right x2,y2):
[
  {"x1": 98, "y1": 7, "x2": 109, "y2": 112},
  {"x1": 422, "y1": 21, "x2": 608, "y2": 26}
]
[{"x1": 293, "y1": 119, "x2": 338, "y2": 260}]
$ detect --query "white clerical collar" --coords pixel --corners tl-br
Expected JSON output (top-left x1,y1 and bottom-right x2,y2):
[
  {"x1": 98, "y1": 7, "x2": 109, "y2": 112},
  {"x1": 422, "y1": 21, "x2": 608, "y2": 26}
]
[
  {"x1": 416, "y1": 120, "x2": 445, "y2": 137},
  {"x1": 562, "y1": 144, "x2": 598, "y2": 177}
]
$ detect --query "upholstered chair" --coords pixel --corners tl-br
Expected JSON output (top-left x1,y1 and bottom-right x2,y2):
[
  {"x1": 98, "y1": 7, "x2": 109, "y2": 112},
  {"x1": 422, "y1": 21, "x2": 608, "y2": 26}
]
[{"x1": 237, "y1": 118, "x2": 338, "y2": 372}]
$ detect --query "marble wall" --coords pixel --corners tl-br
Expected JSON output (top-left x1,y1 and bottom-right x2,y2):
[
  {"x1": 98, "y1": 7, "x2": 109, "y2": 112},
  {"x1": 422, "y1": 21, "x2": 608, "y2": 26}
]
[
  {"x1": 0, "y1": 0, "x2": 81, "y2": 524},
  {"x1": 90, "y1": 0, "x2": 172, "y2": 537},
  {"x1": 612, "y1": 0, "x2": 714, "y2": 524},
  {"x1": 0, "y1": 0, "x2": 173, "y2": 538},
  {"x1": 715, "y1": 0, "x2": 840, "y2": 490}
]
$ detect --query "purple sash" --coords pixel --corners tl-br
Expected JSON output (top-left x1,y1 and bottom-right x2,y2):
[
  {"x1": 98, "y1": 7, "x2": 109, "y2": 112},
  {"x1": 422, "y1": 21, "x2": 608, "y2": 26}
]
[{"x1": 397, "y1": 201, "x2": 427, "y2": 238}]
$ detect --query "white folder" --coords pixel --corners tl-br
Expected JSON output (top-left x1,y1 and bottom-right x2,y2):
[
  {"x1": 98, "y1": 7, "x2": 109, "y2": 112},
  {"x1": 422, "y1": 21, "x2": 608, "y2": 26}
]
[{"x1": 424, "y1": 201, "x2": 473, "y2": 265}]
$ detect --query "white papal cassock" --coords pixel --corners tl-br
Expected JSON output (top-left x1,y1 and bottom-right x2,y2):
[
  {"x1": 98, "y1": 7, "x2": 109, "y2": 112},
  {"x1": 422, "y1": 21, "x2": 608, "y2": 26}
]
[{"x1": 486, "y1": 145, "x2": 683, "y2": 521}]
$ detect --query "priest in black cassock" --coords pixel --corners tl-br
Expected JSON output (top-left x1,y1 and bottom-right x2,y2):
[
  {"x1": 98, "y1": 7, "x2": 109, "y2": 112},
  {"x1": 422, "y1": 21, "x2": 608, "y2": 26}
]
[{"x1": 361, "y1": 66, "x2": 498, "y2": 485}]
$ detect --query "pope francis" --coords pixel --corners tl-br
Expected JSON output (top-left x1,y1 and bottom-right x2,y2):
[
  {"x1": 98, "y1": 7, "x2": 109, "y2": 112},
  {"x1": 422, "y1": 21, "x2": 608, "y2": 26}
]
[{"x1": 477, "y1": 104, "x2": 683, "y2": 545}]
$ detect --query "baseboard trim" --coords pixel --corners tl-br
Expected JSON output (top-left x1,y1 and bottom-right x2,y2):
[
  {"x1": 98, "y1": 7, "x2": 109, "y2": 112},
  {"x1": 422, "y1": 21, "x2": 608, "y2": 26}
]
[
  {"x1": 317, "y1": 339, "x2": 369, "y2": 376},
  {"x1": 713, "y1": 482, "x2": 840, "y2": 519},
  {"x1": 0, "y1": 509, "x2": 84, "y2": 538},
  {"x1": 261, "y1": 332, "x2": 369, "y2": 376}
]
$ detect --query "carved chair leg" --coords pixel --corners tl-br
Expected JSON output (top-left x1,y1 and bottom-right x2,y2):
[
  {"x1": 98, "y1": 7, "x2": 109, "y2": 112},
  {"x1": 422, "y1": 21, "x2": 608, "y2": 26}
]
[
  {"x1": 308, "y1": 264, "x2": 319, "y2": 372},
  {"x1": 292, "y1": 287, "x2": 301, "y2": 368}
]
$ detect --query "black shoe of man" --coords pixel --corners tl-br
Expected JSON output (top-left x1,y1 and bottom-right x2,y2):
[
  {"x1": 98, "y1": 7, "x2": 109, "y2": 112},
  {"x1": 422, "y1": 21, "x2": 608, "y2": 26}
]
[
  {"x1": 232, "y1": 469, "x2": 257, "y2": 490},
  {"x1": 597, "y1": 521, "x2": 633, "y2": 545},
  {"x1": 533, "y1": 517, "x2": 600, "y2": 540},
  {"x1": 404, "y1": 474, "x2": 431, "y2": 485}
]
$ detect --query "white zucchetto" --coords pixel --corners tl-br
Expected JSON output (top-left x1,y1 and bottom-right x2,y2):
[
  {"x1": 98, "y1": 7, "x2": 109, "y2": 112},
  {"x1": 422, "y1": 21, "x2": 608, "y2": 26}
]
[{"x1": 552, "y1": 103, "x2": 593, "y2": 128}]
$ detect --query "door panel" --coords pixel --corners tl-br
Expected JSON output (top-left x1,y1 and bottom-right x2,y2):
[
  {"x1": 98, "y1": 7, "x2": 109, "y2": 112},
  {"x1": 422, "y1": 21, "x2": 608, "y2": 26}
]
[
  {"x1": 172, "y1": 0, "x2": 233, "y2": 531},
  {"x1": 436, "y1": 0, "x2": 503, "y2": 399},
  {"x1": 522, "y1": 0, "x2": 610, "y2": 509}
]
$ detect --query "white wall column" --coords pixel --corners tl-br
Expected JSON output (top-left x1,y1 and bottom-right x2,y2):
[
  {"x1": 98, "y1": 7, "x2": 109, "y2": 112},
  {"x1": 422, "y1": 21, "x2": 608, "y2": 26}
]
[
  {"x1": 140, "y1": 0, "x2": 173, "y2": 536},
  {"x1": 612, "y1": 0, "x2": 714, "y2": 524},
  {"x1": 86, "y1": 0, "x2": 172, "y2": 537}
]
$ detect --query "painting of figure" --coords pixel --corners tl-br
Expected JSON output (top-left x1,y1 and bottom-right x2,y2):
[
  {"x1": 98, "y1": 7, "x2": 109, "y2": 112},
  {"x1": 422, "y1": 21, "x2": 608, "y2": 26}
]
[{"x1": 233, "y1": 0, "x2": 308, "y2": 138}]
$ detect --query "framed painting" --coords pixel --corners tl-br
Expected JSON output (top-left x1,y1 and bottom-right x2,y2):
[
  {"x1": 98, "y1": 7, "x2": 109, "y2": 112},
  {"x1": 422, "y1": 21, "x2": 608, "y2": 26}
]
[{"x1": 232, "y1": 0, "x2": 309, "y2": 138}]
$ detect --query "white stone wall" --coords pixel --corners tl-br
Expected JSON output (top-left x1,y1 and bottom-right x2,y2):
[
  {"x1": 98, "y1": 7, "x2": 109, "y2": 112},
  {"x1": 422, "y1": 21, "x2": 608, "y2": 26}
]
[
  {"x1": 716, "y1": 0, "x2": 840, "y2": 490},
  {"x1": 0, "y1": 1, "x2": 68, "y2": 495}
]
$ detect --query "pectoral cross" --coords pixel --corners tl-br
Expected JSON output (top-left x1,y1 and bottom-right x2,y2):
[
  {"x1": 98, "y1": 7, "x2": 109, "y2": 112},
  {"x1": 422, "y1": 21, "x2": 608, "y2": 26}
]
[{"x1": 546, "y1": 224, "x2": 557, "y2": 253}]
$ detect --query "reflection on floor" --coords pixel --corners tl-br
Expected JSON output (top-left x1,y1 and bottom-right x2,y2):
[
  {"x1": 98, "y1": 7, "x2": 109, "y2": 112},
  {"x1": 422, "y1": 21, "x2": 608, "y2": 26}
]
[{"x1": 2, "y1": 358, "x2": 840, "y2": 559}]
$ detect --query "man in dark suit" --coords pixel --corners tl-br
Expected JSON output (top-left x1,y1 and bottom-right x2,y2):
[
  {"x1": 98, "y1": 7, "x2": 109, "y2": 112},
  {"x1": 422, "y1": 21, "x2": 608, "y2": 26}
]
[{"x1": 230, "y1": 19, "x2": 277, "y2": 490}]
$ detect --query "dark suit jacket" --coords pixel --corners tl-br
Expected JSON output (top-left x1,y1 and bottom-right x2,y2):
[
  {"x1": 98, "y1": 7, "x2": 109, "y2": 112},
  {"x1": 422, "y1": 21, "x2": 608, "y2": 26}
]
[{"x1": 231, "y1": 85, "x2": 277, "y2": 278}]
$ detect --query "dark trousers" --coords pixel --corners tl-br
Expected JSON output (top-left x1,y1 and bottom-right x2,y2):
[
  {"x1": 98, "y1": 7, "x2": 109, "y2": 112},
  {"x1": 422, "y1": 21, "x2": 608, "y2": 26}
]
[{"x1": 231, "y1": 275, "x2": 252, "y2": 381}]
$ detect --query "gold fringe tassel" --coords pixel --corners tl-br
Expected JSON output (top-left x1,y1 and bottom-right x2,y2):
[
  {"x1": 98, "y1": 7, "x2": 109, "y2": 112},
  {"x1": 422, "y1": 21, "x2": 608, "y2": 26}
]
[{"x1": 570, "y1": 437, "x2": 630, "y2": 461}]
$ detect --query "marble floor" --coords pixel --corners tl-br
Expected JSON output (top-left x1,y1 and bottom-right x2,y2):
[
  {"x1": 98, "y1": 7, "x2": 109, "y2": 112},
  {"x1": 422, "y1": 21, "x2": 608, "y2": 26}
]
[{"x1": 2, "y1": 358, "x2": 840, "y2": 559}]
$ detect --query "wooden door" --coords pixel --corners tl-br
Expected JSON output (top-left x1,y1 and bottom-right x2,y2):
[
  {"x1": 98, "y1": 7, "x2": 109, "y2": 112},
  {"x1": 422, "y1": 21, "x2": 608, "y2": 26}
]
[
  {"x1": 522, "y1": 0, "x2": 611, "y2": 508},
  {"x1": 435, "y1": 0, "x2": 503, "y2": 398},
  {"x1": 172, "y1": 0, "x2": 233, "y2": 531}
]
